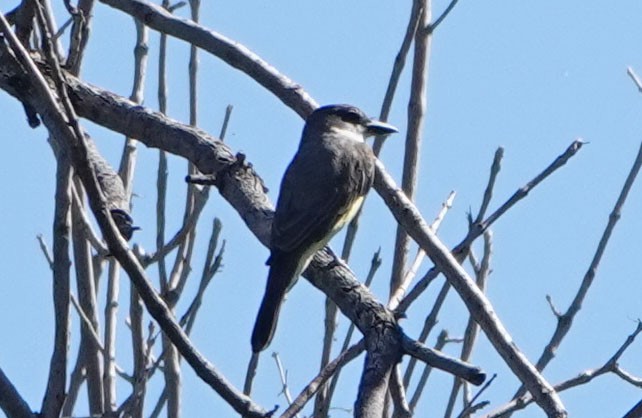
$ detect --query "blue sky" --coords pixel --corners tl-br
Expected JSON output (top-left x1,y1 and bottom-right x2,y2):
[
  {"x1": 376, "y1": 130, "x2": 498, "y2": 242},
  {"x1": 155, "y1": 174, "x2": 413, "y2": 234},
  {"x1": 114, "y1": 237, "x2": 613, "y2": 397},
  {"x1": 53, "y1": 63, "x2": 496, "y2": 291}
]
[{"x1": 2, "y1": 1, "x2": 642, "y2": 417}]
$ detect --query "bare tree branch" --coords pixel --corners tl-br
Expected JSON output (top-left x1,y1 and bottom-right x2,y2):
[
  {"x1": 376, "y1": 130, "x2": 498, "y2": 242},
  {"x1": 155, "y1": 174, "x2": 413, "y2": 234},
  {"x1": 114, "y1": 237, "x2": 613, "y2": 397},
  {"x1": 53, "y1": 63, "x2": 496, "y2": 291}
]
[
  {"x1": 40, "y1": 150, "x2": 72, "y2": 418},
  {"x1": 281, "y1": 341, "x2": 366, "y2": 418},
  {"x1": 485, "y1": 320, "x2": 642, "y2": 417},
  {"x1": 401, "y1": 335, "x2": 485, "y2": 386},
  {"x1": 98, "y1": 0, "x2": 318, "y2": 118},
  {"x1": 510, "y1": 139, "x2": 642, "y2": 406},
  {"x1": 396, "y1": 140, "x2": 582, "y2": 315},
  {"x1": 627, "y1": 66, "x2": 642, "y2": 94},
  {"x1": 0, "y1": 367, "x2": 36, "y2": 418},
  {"x1": 444, "y1": 230, "x2": 493, "y2": 418},
  {"x1": 390, "y1": 0, "x2": 432, "y2": 298},
  {"x1": 374, "y1": 159, "x2": 566, "y2": 416},
  {"x1": 0, "y1": 12, "x2": 266, "y2": 417}
]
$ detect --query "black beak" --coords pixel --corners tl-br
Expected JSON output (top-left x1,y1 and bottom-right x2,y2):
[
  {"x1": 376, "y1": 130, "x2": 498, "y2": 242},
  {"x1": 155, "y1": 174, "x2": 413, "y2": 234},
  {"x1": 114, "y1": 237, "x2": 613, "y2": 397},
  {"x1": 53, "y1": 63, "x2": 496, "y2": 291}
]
[{"x1": 365, "y1": 119, "x2": 398, "y2": 136}]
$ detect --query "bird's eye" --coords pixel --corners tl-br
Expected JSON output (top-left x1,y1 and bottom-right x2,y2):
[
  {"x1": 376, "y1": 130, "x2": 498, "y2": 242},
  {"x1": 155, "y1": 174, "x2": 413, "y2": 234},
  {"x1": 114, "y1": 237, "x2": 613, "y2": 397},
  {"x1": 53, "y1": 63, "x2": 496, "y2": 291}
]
[{"x1": 340, "y1": 110, "x2": 363, "y2": 124}]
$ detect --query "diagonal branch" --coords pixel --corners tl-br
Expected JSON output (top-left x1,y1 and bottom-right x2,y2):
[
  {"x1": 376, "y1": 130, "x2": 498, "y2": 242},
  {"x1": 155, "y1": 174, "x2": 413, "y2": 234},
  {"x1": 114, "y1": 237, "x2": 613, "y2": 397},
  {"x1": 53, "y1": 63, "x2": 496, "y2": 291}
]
[
  {"x1": 485, "y1": 320, "x2": 642, "y2": 417},
  {"x1": 0, "y1": 11, "x2": 266, "y2": 418},
  {"x1": 373, "y1": 160, "x2": 567, "y2": 417},
  {"x1": 510, "y1": 139, "x2": 642, "y2": 404},
  {"x1": 98, "y1": 0, "x2": 318, "y2": 118},
  {"x1": 0, "y1": 367, "x2": 36, "y2": 418}
]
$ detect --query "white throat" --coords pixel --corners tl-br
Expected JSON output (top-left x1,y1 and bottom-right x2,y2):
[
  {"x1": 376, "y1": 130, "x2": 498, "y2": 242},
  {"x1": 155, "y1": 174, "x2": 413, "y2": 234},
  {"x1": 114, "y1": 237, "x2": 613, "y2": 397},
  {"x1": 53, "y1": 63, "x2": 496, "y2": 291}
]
[{"x1": 329, "y1": 125, "x2": 366, "y2": 143}]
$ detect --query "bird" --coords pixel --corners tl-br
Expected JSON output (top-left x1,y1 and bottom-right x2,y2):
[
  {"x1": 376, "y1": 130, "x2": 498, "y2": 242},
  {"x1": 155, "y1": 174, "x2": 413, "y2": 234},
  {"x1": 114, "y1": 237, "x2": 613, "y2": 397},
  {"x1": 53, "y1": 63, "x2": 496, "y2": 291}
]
[{"x1": 251, "y1": 104, "x2": 398, "y2": 353}]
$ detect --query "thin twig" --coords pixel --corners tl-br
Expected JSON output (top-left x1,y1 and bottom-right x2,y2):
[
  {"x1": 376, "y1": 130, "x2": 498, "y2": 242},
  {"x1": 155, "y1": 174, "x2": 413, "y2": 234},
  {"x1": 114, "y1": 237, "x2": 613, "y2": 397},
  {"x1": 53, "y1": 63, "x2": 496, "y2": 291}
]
[
  {"x1": 0, "y1": 8, "x2": 265, "y2": 416},
  {"x1": 627, "y1": 66, "x2": 642, "y2": 94},
  {"x1": 372, "y1": 0, "x2": 424, "y2": 155},
  {"x1": 402, "y1": 278, "x2": 450, "y2": 388},
  {"x1": 485, "y1": 321, "x2": 642, "y2": 417},
  {"x1": 510, "y1": 140, "x2": 642, "y2": 404},
  {"x1": 425, "y1": 0, "x2": 461, "y2": 34},
  {"x1": 455, "y1": 374, "x2": 497, "y2": 418},
  {"x1": 272, "y1": 353, "x2": 297, "y2": 414},
  {"x1": 41, "y1": 120, "x2": 72, "y2": 418},
  {"x1": 375, "y1": 158, "x2": 566, "y2": 416},
  {"x1": 281, "y1": 341, "x2": 366, "y2": 418},
  {"x1": 390, "y1": 0, "x2": 432, "y2": 298},
  {"x1": 444, "y1": 230, "x2": 493, "y2": 418},
  {"x1": 397, "y1": 140, "x2": 582, "y2": 314},
  {"x1": 99, "y1": 0, "x2": 318, "y2": 118},
  {"x1": 388, "y1": 190, "x2": 456, "y2": 310},
  {"x1": 36, "y1": 234, "x2": 54, "y2": 268}
]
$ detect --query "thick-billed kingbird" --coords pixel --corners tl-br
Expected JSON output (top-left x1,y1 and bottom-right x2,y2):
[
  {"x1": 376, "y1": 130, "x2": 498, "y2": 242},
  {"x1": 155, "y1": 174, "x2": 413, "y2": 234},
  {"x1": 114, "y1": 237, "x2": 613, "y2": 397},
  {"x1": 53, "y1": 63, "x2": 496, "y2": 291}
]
[{"x1": 251, "y1": 104, "x2": 397, "y2": 353}]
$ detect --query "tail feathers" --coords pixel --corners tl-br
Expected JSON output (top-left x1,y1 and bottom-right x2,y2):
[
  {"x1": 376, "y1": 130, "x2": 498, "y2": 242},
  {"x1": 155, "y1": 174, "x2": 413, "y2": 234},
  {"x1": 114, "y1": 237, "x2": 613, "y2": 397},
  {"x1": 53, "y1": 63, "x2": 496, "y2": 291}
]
[{"x1": 251, "y1": 254, "x2": 300, "y2": 352}]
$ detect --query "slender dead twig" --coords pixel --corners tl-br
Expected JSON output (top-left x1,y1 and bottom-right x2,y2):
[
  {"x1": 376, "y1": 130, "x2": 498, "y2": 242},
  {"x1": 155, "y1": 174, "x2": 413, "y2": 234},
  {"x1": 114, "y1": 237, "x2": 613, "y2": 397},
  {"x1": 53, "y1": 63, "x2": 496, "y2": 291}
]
[
  {"x1": 40, "y1": 130, "x2": 72, "y2": 418},
  {"x1": 281, "y1": 341, "x2": 366, "y2": 418},
  {"x1": 99, "y1": 0, "x2": 318, "y2": 118},
  {"x1": 390, "y1": 0, "x2": 432, "y2": 298},
  {"x1": 0, "y1": 10, "x2": 266, "y2": 417},
  {"x1": 455, "y1": 374, "x2": 496, "y2": 418},
  {"x1": 510, "y1": 139, "x2": 642, "y2": 405},
  {"x1": 426, "y1": 0, "x2": 461, "y2": 34},
  {"x1": 272, "y1": 353, "x2": 298, "y2": 415},
  {"x1": 444, "y1": 230, "x2": 493, "y2": 418},
  {"x1": 153, "y1": 4, "x2": 181, "y2": 414},
  {"x1": 388, "y1": 190, "x2": 456, "y2": 311},
  {"x1": 397, "y1": 141, "x2": 582, "y2": 314},
  {"x1": 122, "y1": 20, "x2": 149, "y2": 418},
  {"x1": 402, "y1": 149, "x2": 501, "y2": 390},
  {"x1": 375, "y1": 158, "x2": 567, "y2": 416},
  {"x1": 627, "y1": 66, "x2": 642, "y2": 94},
  {"x1": 485, "y1": 321, "x2": 642, "y2": 417}
]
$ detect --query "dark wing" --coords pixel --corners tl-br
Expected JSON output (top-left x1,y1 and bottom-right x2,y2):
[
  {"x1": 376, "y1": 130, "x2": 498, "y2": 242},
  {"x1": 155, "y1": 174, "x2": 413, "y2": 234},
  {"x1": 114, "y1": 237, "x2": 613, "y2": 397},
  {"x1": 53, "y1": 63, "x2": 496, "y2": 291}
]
[{"x1": 271, "y1": 141, "x2": 374, "y2": 254}]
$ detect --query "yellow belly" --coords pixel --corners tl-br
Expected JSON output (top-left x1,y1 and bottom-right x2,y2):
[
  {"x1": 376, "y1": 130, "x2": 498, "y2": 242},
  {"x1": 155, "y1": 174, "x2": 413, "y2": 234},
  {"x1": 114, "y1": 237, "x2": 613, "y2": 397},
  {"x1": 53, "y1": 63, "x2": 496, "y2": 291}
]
[{"x1": 289, "y1": 196, "x2": 365, "y2": 289}]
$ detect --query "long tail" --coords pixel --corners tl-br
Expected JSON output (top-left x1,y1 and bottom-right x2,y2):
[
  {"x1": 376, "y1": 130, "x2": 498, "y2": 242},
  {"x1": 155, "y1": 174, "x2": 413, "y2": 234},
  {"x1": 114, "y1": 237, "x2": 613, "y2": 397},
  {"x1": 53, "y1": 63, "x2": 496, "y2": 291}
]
[{"x1": 251, "y1": 253, "x2": 300, "y2": 352}]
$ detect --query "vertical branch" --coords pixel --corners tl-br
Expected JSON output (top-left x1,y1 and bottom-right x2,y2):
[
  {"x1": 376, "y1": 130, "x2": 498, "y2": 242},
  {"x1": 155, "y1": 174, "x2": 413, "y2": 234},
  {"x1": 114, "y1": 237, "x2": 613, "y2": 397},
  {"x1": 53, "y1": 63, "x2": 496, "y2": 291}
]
[
  {"x1": 188, "y1": 0, "x2": 200, "y2": 128},
  {"x1": 167, "y1": 0, "x2": 205, "y2": 298},
  {"x1": 155, "y1": 3, "x2": 180, "y2": 416},
  {"x1": 61, "y1": 348, "x2": 87, "y2": 417},
  {"x1": 120, "y1": 18, "x2": 149, "y2": 418},
  {"x1": 66, "y1": 0, "x2": 96, "y2": 74},
  {"x1": 156, "y1": 14, "x2": 169, "y2": 290},
  {"x1": 35, "y1": 2, "x2": 105, "y2": 414},
  {"x1": 119, "y1": 18, "x2": 148, "y2": 189},
  {"x1": 71, "y1": 182, "x2": 105, "y2": 415},
  {"x1": 390, "y1": 0, "x2": 432, "y2": 296},
  {"x1": 129, "y1": 282, "x2": 147, "y2": 418},
  {"x1": 390, "y1": 365, "x2": 411, "y2": 418},
  {"x1": 41, "y1": 153, "x2": 72, "y2": 418},
  {"x1": 102, "y1": 261, "x2": 120, "y2": 414},
  {"x1": 372, "y1": 0, "x2": 424, "y2": 156}
]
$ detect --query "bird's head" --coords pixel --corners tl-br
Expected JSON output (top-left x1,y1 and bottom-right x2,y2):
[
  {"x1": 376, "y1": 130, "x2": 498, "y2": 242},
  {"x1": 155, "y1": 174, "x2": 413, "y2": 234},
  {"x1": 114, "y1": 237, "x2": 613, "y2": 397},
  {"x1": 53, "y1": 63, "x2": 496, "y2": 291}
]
[{"x1": 304, "y1": 104, "x2": 398, "y2": 143}]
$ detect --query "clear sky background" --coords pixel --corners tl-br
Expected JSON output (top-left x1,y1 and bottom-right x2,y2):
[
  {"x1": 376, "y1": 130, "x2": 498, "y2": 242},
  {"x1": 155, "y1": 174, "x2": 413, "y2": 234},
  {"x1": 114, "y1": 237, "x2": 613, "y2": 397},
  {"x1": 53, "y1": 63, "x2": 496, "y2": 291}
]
[{"x1": 2, "y1": 1, "x2": 642, "y2": 417}]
